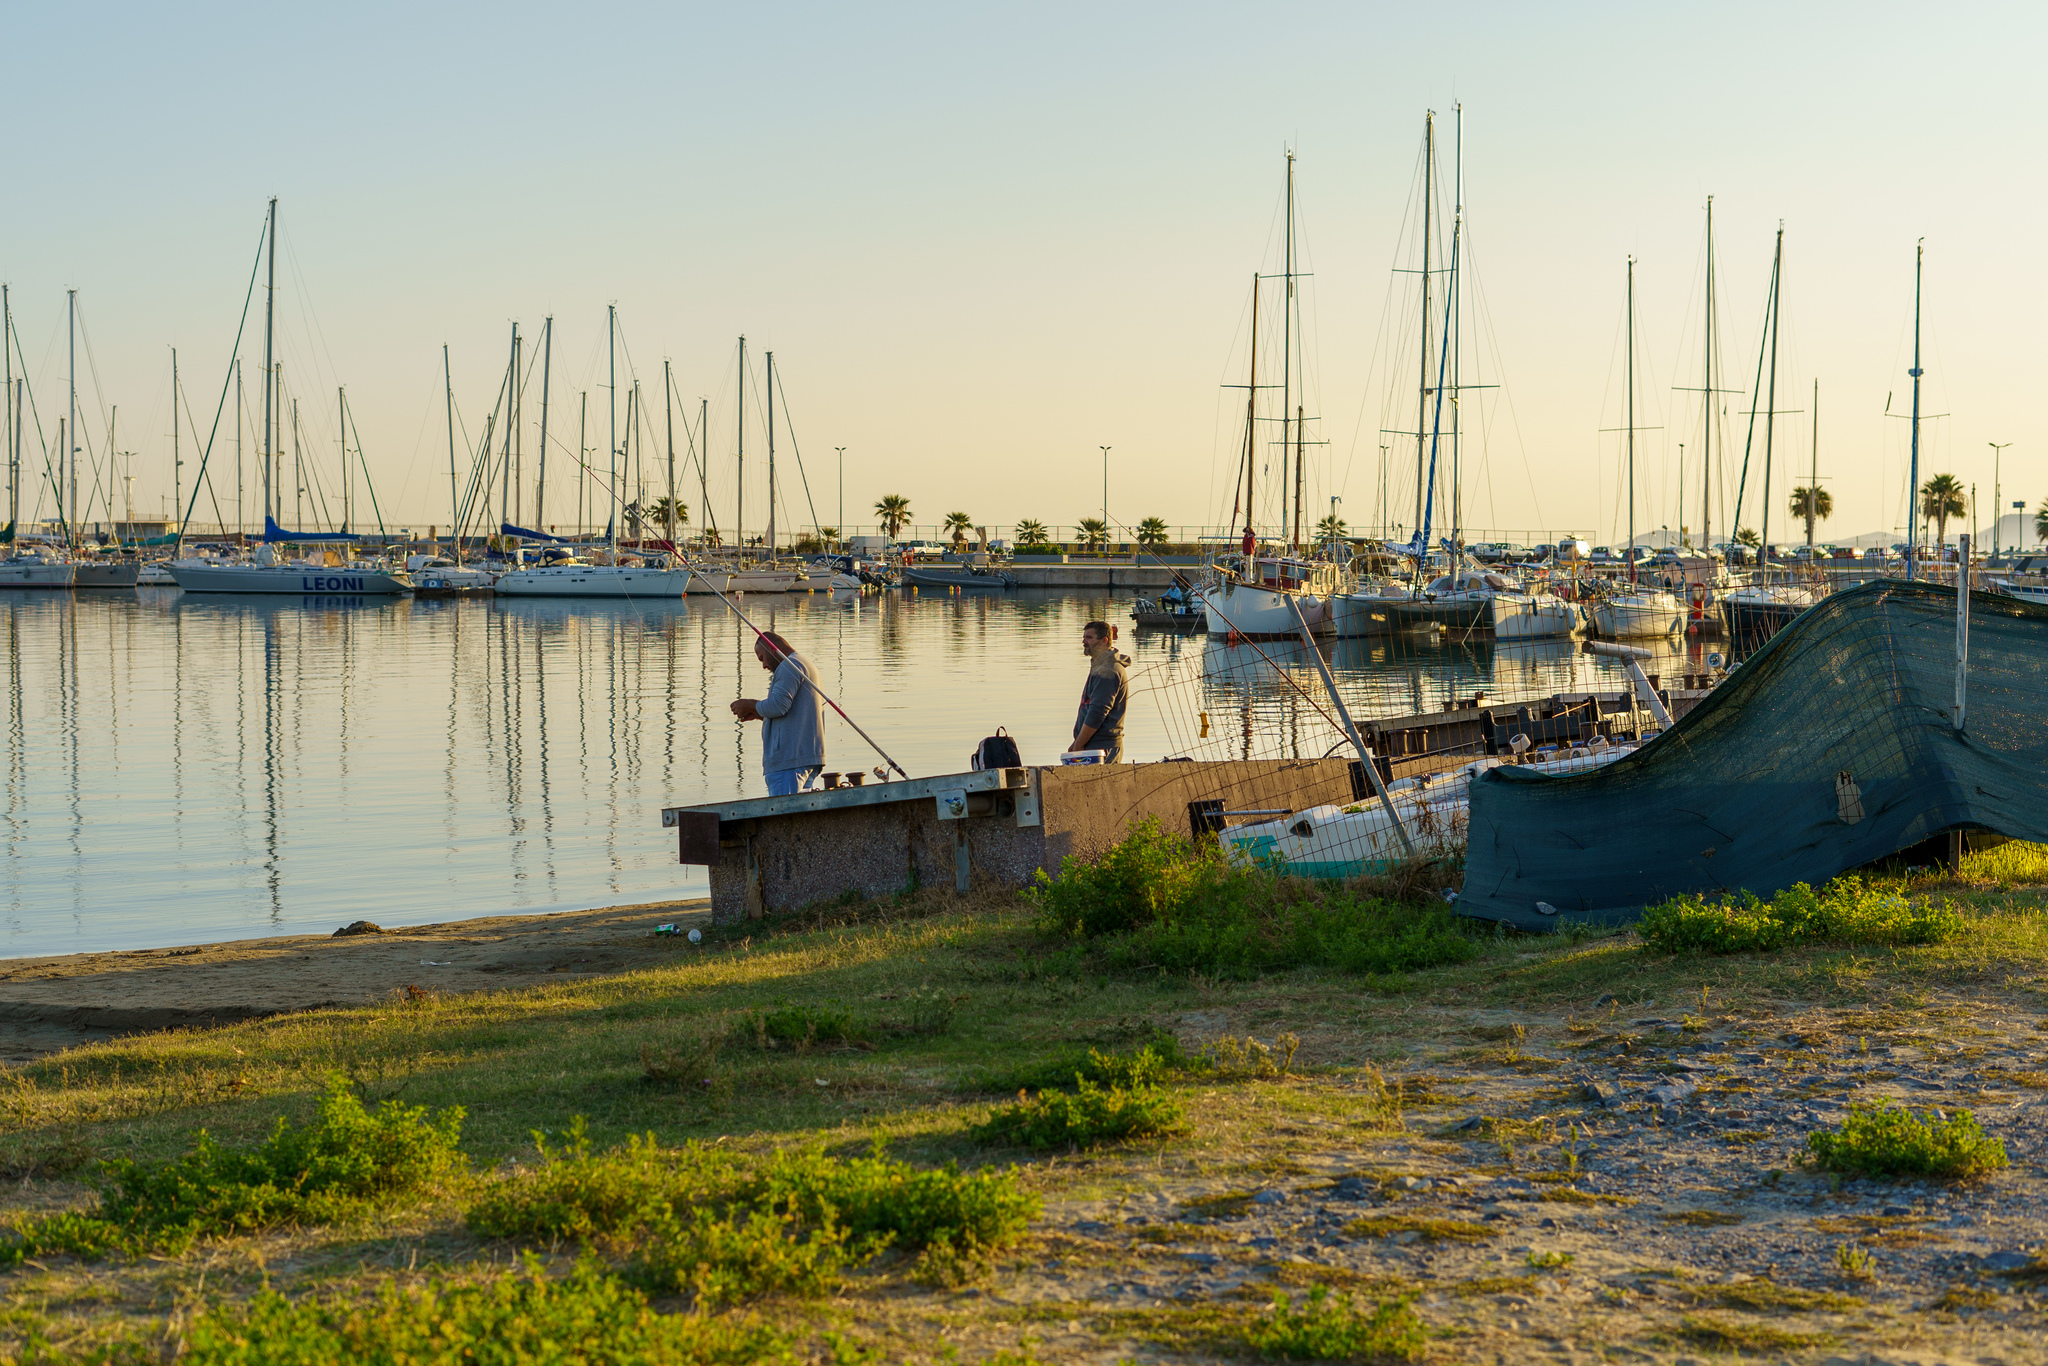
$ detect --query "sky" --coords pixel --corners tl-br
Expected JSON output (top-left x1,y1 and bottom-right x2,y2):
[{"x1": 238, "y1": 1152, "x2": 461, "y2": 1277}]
[{"x1": 5, "y1": 1, "x2": 2044, "y2": 549}]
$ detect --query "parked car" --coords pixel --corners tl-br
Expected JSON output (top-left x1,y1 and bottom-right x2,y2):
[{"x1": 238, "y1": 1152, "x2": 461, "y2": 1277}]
[{"x1": 1588, "y1": 546, "x2": 1616, "y2": 564}]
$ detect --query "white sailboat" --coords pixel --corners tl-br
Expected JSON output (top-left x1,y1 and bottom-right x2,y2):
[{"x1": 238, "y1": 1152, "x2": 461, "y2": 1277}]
[
  {"x1": 168, "y1": 202, "x2": 412, "y2": 597},
  {"x1": 495, "y1": 306, "x2": 688, "y2": 600},
  {"x1": 1589, "y1": 256, "x2": 1683, "y2": 638}
]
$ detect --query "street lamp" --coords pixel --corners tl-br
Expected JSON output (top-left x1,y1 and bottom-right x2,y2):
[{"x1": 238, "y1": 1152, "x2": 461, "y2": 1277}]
[
  {"x1": 1989, "y1": 442, "x2": 2012, "y2": 557},
  {"x1": 1099, "y1": 446, "x2": 1110, "y2": 526},
  {"x1": 835, "y1": 447, "x2": 845, "y2": 548}
]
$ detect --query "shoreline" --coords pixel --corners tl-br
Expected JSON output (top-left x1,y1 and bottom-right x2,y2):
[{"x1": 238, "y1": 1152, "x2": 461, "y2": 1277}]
[{"x1": 0, "y1": 896, "x2": 710, "y2": 1062}]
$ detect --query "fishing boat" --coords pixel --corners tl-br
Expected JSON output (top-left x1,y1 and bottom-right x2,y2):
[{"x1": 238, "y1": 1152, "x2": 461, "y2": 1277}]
[{"x1": 1223, "y1": 743, "x2": 1638, "y2": 877}]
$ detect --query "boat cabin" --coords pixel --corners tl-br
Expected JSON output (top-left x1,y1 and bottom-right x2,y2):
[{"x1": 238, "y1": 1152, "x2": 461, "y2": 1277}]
[
  {"x1": 1425, "y1": 571, "x2": 1516, "y2": 595},
  {"x1": 1237, "y1": 556, "x2": 1344, "y2": 593}
]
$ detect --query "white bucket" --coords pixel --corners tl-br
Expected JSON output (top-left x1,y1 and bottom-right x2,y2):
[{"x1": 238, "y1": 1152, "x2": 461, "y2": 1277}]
[{"x1": 1061, "y1": 749, "x2": 1108, "y2": 765}]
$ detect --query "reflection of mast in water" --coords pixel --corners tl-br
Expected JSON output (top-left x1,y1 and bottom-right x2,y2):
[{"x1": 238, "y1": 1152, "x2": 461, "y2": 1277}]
[{"x1": 260, "y1": 606, "x2": 285, "y2": 921}]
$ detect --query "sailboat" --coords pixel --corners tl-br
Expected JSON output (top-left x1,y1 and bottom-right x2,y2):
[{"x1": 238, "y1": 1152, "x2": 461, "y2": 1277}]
[
  {"x1": 1359, "y1": 109, "x2": 1577, "y2": 641},
  {"x1": 1590, "y1": 257, "x2": 1684, "y2": 637},
  {"x1": 496, "y1": 305, "x2": 690, "y2": 599},
  {"x1": 170, "y1": 202, "x2": 411, "y2": 596},
  {"x1": 684, "y1": 340, "x2": 798, "y2": 593},
  {"x1": 1197, "y1": 152, "x2": 1346, "y2": 636},
  {"x1": 1718, "y1": 225, "x2": 1816, "y2": 644}
]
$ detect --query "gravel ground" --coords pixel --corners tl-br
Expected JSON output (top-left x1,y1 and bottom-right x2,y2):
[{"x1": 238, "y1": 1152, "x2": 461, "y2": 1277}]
[{"x1": 964, "y1": 1004, "x2": 2048, "y2": 1365}]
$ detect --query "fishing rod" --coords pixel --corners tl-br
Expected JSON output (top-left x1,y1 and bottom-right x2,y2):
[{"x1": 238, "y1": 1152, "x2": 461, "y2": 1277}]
[{"x1": 657, "y1": 537, "x2": 911, "y2": 781}]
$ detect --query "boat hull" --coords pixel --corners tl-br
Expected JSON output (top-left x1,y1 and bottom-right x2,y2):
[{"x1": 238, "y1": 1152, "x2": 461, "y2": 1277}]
[
  {"x1": 728, "y1": 570, "x2": 802, "y2": 592},
  {"x1": 1198, "y1": 584, "x2": 1328, "y2": 636},
  {"x1": 168, "y1": 565, "x2": 414, "y2": 595},
  {"x1": 1328, "y1": 593, "x2": 1396, "y2": 637},
  {"x1": 1719, "y1": 599, "x2": 1805, "y2": 646},
  {"x1": 1490, "y1": 596, "x2": 1580, "y2": 639},
  {"x1": 684, "y1": 571, "x2": 733, "y2": 594},
  {"x1": 493, "y1": 566, "x2": 688, "y2": 598},
  {"x1": 73, "y1": 561, "x2": 143, "y2": 588},
  {"x1": 1590, "y1": 593, "x2": 1683, "y2": 637},
  {"x1": 1387, "y1": 592, "x2": 1491, "y2": 631},
  {"x1": 0, "y1": 563, "x2": 75, "y2": 588}
]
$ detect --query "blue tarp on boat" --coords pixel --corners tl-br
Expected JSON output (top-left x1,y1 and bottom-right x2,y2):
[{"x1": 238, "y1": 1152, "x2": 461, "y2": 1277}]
[
  {"x1": 264, "y1": 516, "x2": 360, "y2": 543},
  {"x1": 1458, "y1": 579, "x2": 2048, "y2": 931}
]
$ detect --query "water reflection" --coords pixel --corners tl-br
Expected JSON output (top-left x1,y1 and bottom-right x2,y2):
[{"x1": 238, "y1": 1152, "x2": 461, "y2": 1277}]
[{"x1": 2, "y1": 589, "x2": 1703, "y2": 957}]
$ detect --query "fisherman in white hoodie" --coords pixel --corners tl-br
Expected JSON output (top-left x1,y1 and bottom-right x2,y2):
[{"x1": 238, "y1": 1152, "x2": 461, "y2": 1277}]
[{"x1": 730, "y1": 631, "x2": 826, "y2": 795}]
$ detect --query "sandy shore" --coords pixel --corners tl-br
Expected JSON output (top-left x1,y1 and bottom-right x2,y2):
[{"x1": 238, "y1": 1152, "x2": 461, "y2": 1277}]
[{"x1": 0, "y1": 898, "x2": 711, "y2": 1062}]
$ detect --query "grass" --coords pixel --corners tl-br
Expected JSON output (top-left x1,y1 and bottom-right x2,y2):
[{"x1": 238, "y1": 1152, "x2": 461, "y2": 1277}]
[
  {"x1": 1805, "y1": 1103, "x2": 2010, "y2": 1180},
  {"x1": 1029, "y1": 818, "x2": 1478, "y2": 978},
  {"x1": 4, "y1": 840, "x2": 2048, "y2": 1364},
  {"x1": 970, "y1": 1079, "x2": 1187, "y2": 1151},
  {"x1": 1242, "y1": 1286, "x2": 1426, "y2": 1362},
  {"x1": 467, "y1": 1125, "x2": 1039, "y2": 1293},
  {"x1": 1678, "y1": 1315, "x2": 1837, "y2": 1352},
  {"x1": 1640, "y1": 875, "x2": 1967, "y2": 953},
  {"x1": 1, "y1": 1077, "x2": 463, "y2": 1264},
  {"x1": 1341, "y1": 1215, "x2": 1494, "y2": 1244}
]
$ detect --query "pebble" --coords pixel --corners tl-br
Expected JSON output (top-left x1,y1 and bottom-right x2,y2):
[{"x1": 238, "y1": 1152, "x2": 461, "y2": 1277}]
[
  {"x1": 1253, "y1": 1188, "x2": 1289, "y2": 1205},
  {"x1": 1980, "y1": 1250, "x2": 2034, "y2": 1270}
]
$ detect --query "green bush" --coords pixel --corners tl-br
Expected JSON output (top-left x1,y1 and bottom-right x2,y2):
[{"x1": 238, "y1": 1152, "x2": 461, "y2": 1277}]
[
  {"x1": 740, "y1": 1003, "x2": 874, "y2": 1048},
  {"x1": 1805, "y1": 1102, "x2": 2009, "y2": 1180},
  {"x1": 626, "y1": 1202, "x2": 852, "y2": 1306},
  {"x1": 976, "y1": 1033, "x2": 1193, "y2": 1093},
  {"x1": 1030, "y1": 819, "x2": 1476, "y2": 979},
  {"x1": 1640, "y1": 877, "x2": 1966, "y2": 954},
  {"x1": 1243, "y1": 1286, "x2": 1426, "y2": 1361},
  {"x1": 2, "y1": 1078, "x2": 464, "y2": 1264},
  {"x1": 174, "y1": 1259, "x2": 788, "y2": 1366},
  {"x1": 753, "y1": 1150, "x2": 1039, "y2": 1260},
  {"x1": 465, "y1": 1123, "x2": 744, "y2": 1242},
  {"x1": 971, "y1": 1079, "x2": 1187, "y2": 1151},
  {"x1": 466, "y1": 1130, "x2": 1037, "y2": 1296}
]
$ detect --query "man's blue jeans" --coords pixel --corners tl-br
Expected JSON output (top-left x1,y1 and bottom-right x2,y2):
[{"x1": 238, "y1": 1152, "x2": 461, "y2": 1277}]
[{"x1": 765, "y1": 765, "x2": 824, "y2": 797}]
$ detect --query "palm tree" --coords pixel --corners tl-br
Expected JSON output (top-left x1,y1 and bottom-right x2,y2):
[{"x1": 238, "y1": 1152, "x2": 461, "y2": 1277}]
[
  {"x1": 1920, "y1": 473, "x2": 1967, "y2": 551},
  {"x1": 874, "y1": 494, "x2": 912, "y2": 539},
  {"x1": 1014, "y1": 518, "x2": 1049, "y2": 546},
  {"x1": 2035, "y1": 497, "x2": 2048, "y2": 548},
  {"x1": 818, "y1": 526, "x2": 839, "y2": 549},
  {"x1": 649, "y1": 496, "x2": 689, "y2": 538},
  {"x1": 1315, "y1": 514, "x2": 1348, "y2": 542},
  {"x1": 1076, "y1": 517, "x2": 1110, "y2": 549},
  {"x1": 1787, "y1": 486, "x2": 1831, "y2": 547},
  {"x1": 700, "y1": 528, "x2": 722, "y2": 548},
  {"x1": 943, "y1": 511, "x2": 974, "y2": 550},
  {"x1": 1135, "y1": 517, "x2": 1169, "y2": 546},
  {"x1": 1734, "y1": 526, "x2": 1761, "y2": 548}
]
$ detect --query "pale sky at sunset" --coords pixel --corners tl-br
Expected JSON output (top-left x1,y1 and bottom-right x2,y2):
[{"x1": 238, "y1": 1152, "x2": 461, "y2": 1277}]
[{"x1": 5, "y1": 1, "x2": 2041, "y2": 548}]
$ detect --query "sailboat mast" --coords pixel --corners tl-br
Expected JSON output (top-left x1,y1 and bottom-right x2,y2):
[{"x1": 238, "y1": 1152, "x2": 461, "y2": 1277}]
[
  {"x1": 234, "y1": 362, "x2": 243, "y2": 540},
  {"x1": 1702, "y1": 197, "x2": 1715, "y2": 551},
  {"x1": 2, "y1": 284, "x2": 11, "y2": 534},
  {"x1": 1243, "y1": 274, "x2": 1259, "y2": 544},
  {"x1": 608, "y1": 305, "x2": 618, "y2": 555},
  {"x1": 172, "y1": 352, "x2": 181, "y2": 541},
  {"x1": 536, "y1": 316, "x2": 552, "y2": 532},
  {"x1": 500, "y1": 323, "x2": 519, "y2": 535},
  {"x1": 1415, "y1": 112, "x2": 1434, "y2": 546},
  {"x1": 338, "y1": 386, "x2": 348, "y2": 532},
  {"x1": 1626, "y1": 257, "x2": 1636, "y2": 584},
  {"x1": 664, "y1": 359, "x2": 675, "y2": 544},
  {"x1": 1760, "y1": 226, "x2": 1785, "y2": 575},
  {"x1": 262, "y1": 199, "x2": 276, "y2": 532},
  {"x1": 736, "y1": 336, "x2": 746, "y2": 556},
  {"x1": 1808, "y1": 378, "x2": 1818, "y2": 549},
  {"x1": 699, "y1": 397, "x2": 710, "y2": 546},
  {"x1": 444, "y1": 344, "x2": 459, "y2": 564},
  {"x1": 1281, "y1": 150, "x2": 1294, "y2": 553},
  {"x1": 766, "y1": 351, "x2": 777, "y2": 555},
  {"x1": 1907, "y1": 239, "x2": 1923, "y2": 582},
  {"x1": 67, "y1": 289, "x2": 77, "y2": 544},
  {"x1": 1451, "y1": 103, "x2": 1463, "y2": 572}
]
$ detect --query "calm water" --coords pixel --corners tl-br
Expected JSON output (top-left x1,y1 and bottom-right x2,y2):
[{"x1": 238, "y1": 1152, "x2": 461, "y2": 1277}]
[{"x1": 0, "y1": 588, "x2": 1713, "y2": 957}]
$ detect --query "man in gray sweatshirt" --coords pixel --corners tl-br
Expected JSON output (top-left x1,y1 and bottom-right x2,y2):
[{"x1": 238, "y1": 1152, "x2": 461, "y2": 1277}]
[
  {"x1": 730, "y1": 631, "x2": 826, "y2": 795},
  {"x1": 1067, "y1": 620, "x2": 1129, "y2": 762}
]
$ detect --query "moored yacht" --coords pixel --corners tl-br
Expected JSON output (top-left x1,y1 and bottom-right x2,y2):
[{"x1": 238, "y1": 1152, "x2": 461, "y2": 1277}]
[
  {"x1": 1719, "y1": 581, "x2": 1818, "y2": 644},
  {"x1": 1197, "y1": 554, "x2": 1345, "y2": 636},
  {"x1": 1589, "y1": 585, "x2": 1684, "y2": 637}
]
